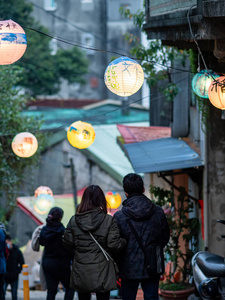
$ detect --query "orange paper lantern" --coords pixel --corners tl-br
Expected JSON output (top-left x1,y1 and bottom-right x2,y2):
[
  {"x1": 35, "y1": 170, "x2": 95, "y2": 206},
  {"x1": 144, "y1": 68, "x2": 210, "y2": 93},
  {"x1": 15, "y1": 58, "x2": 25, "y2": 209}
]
[
  {"x1": 34, "y1": 186, "x2": 53, "y2": 198},
  {"x1": 0, "y1": 19, "x2": 27, "y2": 65},
  {"x1": 106, "y1": 191, "x2": 122, "y2": 209},
  {"x1": 11, "y1": 132, "x2": 38, "y2": 158},
  {"x1": 208, "y1": 76, "x2": 225, "y2": 110}
]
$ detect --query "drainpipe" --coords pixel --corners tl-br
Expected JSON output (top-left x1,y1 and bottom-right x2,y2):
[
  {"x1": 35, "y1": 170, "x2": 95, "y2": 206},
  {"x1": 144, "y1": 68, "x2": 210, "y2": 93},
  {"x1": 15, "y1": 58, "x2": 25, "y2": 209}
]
[{"x1": 203, "y1": 124, "x2": 209, "y2": 250}]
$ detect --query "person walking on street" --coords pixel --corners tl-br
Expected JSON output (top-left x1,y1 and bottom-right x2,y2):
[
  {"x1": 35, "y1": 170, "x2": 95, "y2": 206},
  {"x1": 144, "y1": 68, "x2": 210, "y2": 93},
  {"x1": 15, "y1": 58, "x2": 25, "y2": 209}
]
[
  {"x1": 62, "y1": 185, "x2": 127, "y2": 300},
  {"x1": 114, "y1": 173, "x2": 170, "y2": 300},
  {"x1": 3, "y1": 234, "x2": 24, "y2": 300},
  {"x1": 39, "y1": 207, "x2": 74, "y2": 300},
  {"x1": 0, "y1": 223, "x2": 7, "y2": 300}
]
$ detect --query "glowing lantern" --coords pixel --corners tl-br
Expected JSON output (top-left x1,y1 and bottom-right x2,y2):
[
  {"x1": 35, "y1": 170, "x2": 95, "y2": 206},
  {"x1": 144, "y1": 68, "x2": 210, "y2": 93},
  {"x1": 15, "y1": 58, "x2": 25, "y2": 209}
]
[
  {"x1": 34, "y1": 194, "x2": 55, "y2": 215},
  {"x1": 0, "y1": 19, "x2": 27, "y2": 65},
  {"x1": 208, "y1": 76, "x2": 225, "y2": 110},
  {"x1": 106, "y1": 191, "x2": 122, "y2": 209},
  {"x1": 104, "y1": 56, "x2": 144, "y2": 97},
  {"x1": 34, "y1": 186, "x2": 53, "y2": 198},
  {"x1": 192, "y1": 69, "x2": 219, "y2": 99},
  {"x1": 11, "y1": 132, "x2": 38, "y2": 158},
  {"x1": 67, "y1": 121, "x2": 95, "y2": 149}
]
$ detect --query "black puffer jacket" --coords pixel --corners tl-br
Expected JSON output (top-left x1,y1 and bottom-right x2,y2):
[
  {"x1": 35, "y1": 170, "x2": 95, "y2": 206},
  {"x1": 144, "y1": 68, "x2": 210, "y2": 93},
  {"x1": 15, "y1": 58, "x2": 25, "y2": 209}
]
[
  {"x1": 62, "y1": 207, "x2": 127, "y2": 292},
  {"x1": 114, "y1": 193, "x2": 170, "y2": 280},
  {"x1": 39, "y1": 221, "x2": 73, "y2": 262},
  {"x1": 5, "y1": 245, "x2": 24, "y2": 282}
]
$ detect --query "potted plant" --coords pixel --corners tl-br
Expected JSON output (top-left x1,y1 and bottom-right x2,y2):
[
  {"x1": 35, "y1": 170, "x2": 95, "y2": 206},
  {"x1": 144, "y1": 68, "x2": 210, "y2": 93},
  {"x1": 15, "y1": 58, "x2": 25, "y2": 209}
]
[{"x1": 150, "y1": 185, "x2": 199, "y2": 300}]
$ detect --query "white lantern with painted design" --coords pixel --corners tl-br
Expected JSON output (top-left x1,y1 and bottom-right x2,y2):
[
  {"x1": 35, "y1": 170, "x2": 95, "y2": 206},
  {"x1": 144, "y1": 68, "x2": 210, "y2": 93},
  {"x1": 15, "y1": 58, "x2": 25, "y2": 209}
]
[
  {"x1": 11, "y1": 132, "x2": 38, "y2": 158},
  {"x1": 0, "y1": 19, "x2": 27, "y2": 65},
  {"x1": 104, "y1": 56, "x2": 144, "y2": 97}
]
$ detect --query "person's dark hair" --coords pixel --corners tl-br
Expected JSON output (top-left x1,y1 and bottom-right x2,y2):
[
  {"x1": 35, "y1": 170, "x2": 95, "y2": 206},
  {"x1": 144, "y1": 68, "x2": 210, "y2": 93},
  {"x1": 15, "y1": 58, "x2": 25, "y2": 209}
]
[
  {"x1": 123, "y1": 173, "x2": 144, "y2": 195},
  {"x1": 77, "y1": 185, "x2": 107, "y2": 214},
  {"x1": 5, "y1": 234, "x2": 11, "y2": 241},
  {"x1": 46, "y1": 207, "x2": 64, "y2": 223}
]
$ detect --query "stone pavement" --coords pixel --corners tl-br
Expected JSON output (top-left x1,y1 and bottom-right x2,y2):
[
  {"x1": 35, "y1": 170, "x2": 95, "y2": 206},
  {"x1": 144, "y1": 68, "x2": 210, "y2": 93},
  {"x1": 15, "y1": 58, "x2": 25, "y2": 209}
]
[{"x1": 5, "y1": 290, "x2": 96, "y2": 300}]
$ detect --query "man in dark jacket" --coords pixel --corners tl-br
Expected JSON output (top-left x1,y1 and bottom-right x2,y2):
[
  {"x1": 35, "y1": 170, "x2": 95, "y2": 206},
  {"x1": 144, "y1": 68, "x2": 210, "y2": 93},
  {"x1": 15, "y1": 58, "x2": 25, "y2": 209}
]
[
  {"x1": 114, "y1": 173, "x2": 170, "y2": 300},
  {"x1": 3, "y1": 234, "x2": 24, "y2": 300}
]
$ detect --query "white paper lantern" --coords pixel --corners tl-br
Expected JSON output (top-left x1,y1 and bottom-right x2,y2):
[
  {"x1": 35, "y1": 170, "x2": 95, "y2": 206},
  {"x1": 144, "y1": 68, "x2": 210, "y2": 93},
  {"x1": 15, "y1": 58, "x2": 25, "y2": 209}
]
[
  {"x1": 104, "y1": 56, "x2": 144, "y2": 97},
  {"x1": 34, "y1": 194, "x2": 55, "y2": 215},
  {"x1": 11, "y1": 132, "x2": 38, "y2": 158},
  {"x1": 208, "y1": 76, "x2": 225, "y2": 110},
  {"x1": 0, "y1": 19, "x2": 27, "y2": 65}
]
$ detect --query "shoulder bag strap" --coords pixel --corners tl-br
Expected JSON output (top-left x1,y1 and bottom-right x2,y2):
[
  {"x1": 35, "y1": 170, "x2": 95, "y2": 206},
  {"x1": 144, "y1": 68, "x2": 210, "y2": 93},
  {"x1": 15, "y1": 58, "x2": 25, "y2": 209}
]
[
  {"x1": 89, "y1": 231, "x2": 115, "y2": 262},
  {"x1": 126, "y1": 219, "x2": 147, "y2": 256}
]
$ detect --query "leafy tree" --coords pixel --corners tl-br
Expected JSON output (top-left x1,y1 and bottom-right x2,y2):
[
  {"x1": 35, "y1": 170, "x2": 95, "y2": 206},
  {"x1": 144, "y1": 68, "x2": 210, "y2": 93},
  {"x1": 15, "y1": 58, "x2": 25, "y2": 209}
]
[
  {"x1": 119, "y1": 6, "x2": 187, "y2": 103},
  {"x1": 0, "y1": 65, "x2": 45, "y2": 221},
  {"x1": 0, "y1": 0, "x2": 89, "y2": 96},
  {"x1": 150, "y1": 185, "x2": 199, "y2": 285}
]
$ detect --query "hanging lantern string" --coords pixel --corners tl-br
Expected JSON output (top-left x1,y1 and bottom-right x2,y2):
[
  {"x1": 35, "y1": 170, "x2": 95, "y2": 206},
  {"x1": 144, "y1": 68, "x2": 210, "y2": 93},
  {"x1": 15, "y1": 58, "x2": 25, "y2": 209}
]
[
  {"x1": 19, "y1": 56, "x2": 187, "y2": 82},
  {"x1": 22, "y1": 1, "x2": 199, "y2": 75},
  {"x1": 0, "y1": 76, "x2": 186, "y2": 137},
  {"x1": 21, "y1": 25, "x2": 196, "y2": 74},
  {"x1": 187, "y1": 5, "x2": 225, "y2": 87},
  {"x1": 27, "y1": 0, "x2": 132, "y2": 57},
  {"x1": 23, "y1": 25, "x2": 124, "y2": 57},
  {"x1": 187, "y1": 5, "x2": 209, "y2": 73}
]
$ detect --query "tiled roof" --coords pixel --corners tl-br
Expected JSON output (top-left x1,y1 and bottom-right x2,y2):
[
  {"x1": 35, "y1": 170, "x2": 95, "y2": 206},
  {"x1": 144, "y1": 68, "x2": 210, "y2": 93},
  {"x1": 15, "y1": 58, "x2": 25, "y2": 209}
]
[
  {"x1": 117, "y1": 124, "x2": 171, "y2": 143},
  {"x1": 27, "y1": 98, "x2": 103, "y2": 108}
]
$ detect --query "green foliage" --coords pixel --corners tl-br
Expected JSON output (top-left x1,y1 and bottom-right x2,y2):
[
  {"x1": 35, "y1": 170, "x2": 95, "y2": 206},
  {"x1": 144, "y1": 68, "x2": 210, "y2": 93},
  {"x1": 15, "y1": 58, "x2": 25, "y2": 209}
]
[
  {"x1": 0, "y1": 0, "x2": 89, "y2": 96},
  {"x1": 120, "y1": 7, "x2": 188, "y2": 106},
  {"x1": 0, "y1": 66, "x2": 46, "y2": 221},
  {"x1": 159, "y1": 282, "x2": 186, "y2": 291},
  {"x1": 150, "y1": 185, "x2": 199, "y2": 284}
]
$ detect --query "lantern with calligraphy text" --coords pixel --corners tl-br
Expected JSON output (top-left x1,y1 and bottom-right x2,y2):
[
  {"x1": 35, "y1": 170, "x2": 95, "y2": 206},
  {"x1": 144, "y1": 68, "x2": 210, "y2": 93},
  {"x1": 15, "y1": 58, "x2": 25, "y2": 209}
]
[
  {"x1": 0, "y1": 19, "x2": 27, "y2": 65},
  {"x1": 34, "y1": 186, "x2": 53, "y2": 198},
  {"x1": 67, "y1": 121, "x2": 95, "y2": 149},
  {"x1": 34, "y1": 194, "x2": 55, "y2": 215},
  {"x1": 104, "y1": 56, "x2": 144, "y2": 97},
  {"x1": 192, "y1": 69, "x2": 219, "y2": 99},
  {"x1": 11, "y1": 132, "x2": 38, "y2": 158},
  {"x1": 208, "y1": 76, "x2": 225, "y2": 109},
  {"x1": 106, "y1": 191, "x2": 122, "y2": 209}
]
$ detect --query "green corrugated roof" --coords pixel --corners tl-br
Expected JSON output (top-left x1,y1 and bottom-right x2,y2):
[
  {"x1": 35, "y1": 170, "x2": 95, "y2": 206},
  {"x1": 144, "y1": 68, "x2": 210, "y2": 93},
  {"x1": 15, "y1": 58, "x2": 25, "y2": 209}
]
[
  {"x1": 23, "y1": 101, "x2": 149, "y2": 130},
  {"x1": 82, "y1": 124, "x2": 135, "y2": 183}
]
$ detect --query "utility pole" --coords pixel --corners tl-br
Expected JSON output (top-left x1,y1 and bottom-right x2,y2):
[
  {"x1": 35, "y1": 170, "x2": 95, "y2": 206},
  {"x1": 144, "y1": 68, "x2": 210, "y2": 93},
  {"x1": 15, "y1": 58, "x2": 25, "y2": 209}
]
[
  {"x1": 122, "y1": 96, "x2": 129, "y2": 115},
  {"x1": 70, "y1": 158, "x2": 77, "y2": 212}
]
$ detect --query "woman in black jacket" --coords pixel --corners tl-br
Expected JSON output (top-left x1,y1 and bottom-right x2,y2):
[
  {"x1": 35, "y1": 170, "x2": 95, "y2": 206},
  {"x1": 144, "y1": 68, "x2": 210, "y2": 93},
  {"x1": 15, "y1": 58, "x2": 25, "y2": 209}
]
[
  {"x1": 39, "y1": 207, "x2": 74, "y2": 300},
  {"x1": 62, "y1": 185, "x2": 127, "y2": 300}
]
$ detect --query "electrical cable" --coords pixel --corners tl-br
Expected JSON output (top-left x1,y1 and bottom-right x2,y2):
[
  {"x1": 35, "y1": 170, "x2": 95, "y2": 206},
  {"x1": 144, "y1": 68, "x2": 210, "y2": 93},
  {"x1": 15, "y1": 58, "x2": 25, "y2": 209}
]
[
  {"x1": 0, "y1": 75, "x2": 188, "y2": 137},
  {"x1": 27, "y1": 0, "x2": 132, "y2": 56}
]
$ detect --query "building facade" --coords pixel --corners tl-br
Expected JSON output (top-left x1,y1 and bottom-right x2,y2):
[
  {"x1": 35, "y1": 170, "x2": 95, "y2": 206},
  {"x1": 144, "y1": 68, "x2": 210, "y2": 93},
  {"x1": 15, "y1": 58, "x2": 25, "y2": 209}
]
[
  {"x1": 143, "y1": 0, "x2": 225, "y2": 256},
  {"x1": 30, "y1": 0, "x2": 142, "y2": 101}
]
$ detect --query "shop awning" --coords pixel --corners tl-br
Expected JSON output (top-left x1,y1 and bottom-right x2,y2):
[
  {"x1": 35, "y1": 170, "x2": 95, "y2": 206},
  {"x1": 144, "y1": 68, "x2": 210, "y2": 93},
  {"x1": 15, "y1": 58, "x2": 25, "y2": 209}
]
[{"x1": 124, "y1": 137, "x2": 204, "y2": 173}]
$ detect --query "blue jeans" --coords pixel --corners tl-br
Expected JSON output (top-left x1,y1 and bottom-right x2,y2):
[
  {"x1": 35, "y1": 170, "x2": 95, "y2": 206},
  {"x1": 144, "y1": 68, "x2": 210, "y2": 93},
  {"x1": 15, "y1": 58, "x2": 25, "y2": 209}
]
[
  {"x1": 121, "y1": 278, "x2": 159, "y2": 300},
  {"x1": 3, "y1": 280, "x2": 18, "y2": 300}
]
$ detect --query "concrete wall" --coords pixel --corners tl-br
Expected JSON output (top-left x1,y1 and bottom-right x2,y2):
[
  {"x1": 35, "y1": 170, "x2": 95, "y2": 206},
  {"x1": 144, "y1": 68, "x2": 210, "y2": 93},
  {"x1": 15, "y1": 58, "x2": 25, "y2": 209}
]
[
  {"x1": 149, "y1": 0, "x2": 197, "y2": 17},
  {"x1": 207, "y1": 105, "x2": 225, "y2": 256}
]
